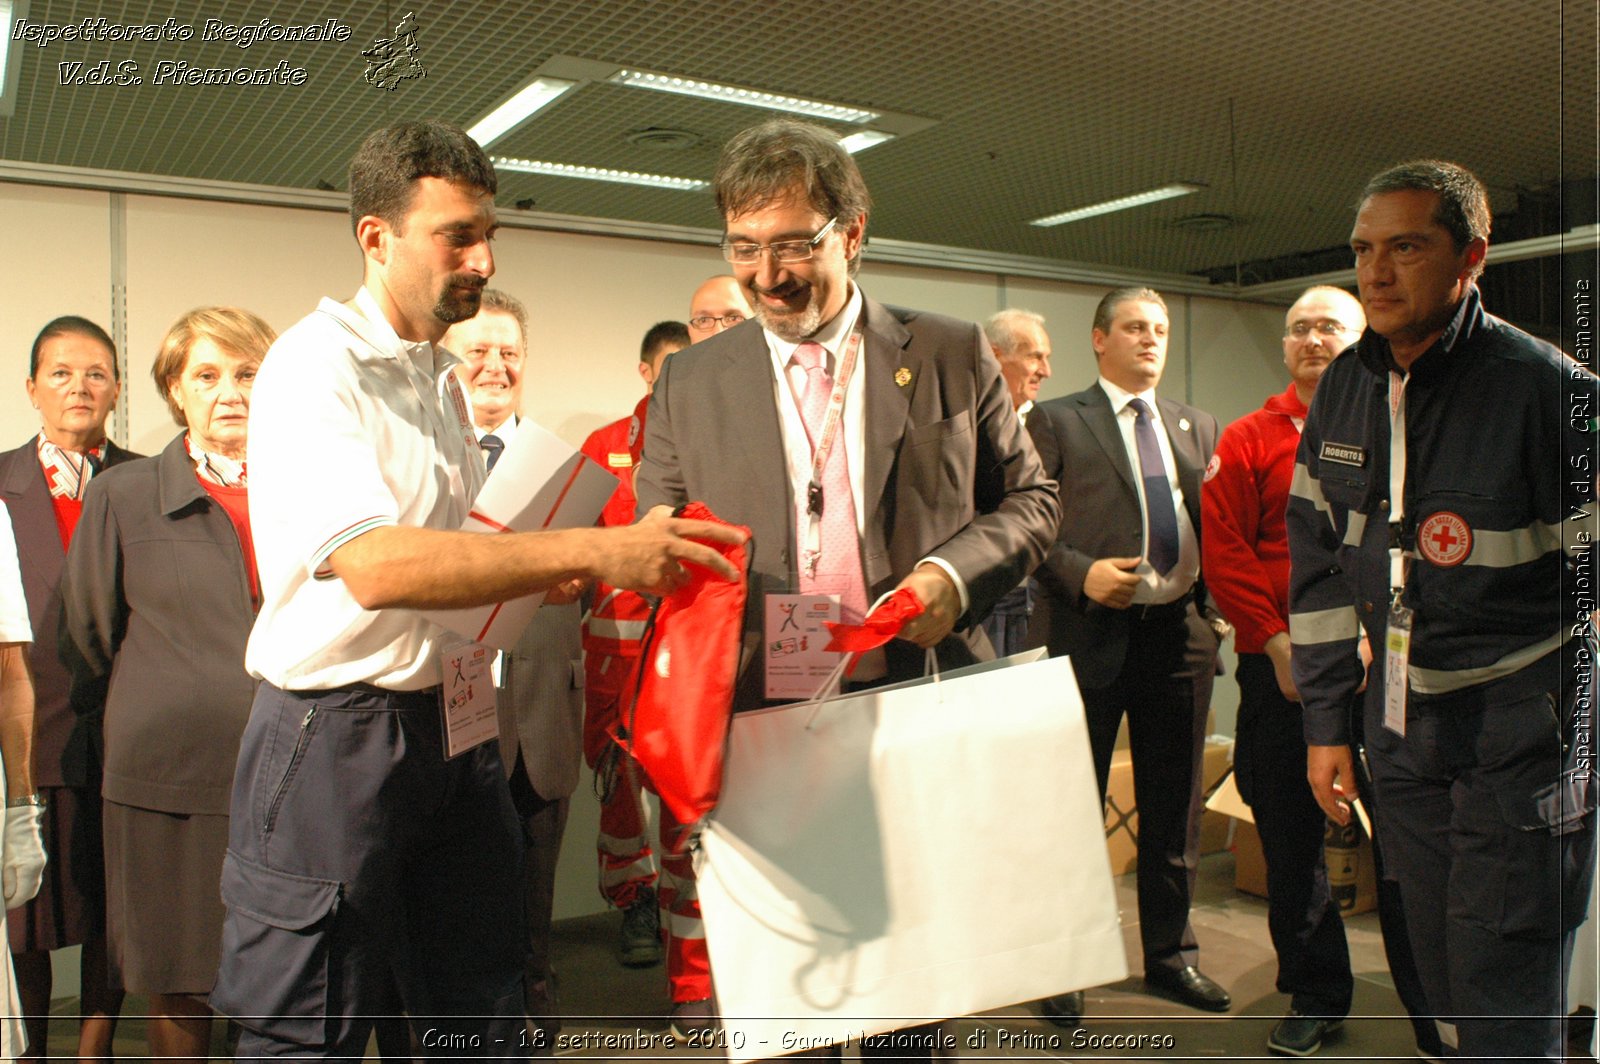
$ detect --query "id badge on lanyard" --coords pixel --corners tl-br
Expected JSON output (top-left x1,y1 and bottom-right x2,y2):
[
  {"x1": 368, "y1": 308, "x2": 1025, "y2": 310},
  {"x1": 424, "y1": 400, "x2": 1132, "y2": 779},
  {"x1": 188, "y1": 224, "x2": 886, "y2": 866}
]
[
  {"x1": 439, "y1": 637, "x2": 498, "y2": 758},
  {"x1": 1384, "y1": 371, "x2": 1411, "y2": 736}
]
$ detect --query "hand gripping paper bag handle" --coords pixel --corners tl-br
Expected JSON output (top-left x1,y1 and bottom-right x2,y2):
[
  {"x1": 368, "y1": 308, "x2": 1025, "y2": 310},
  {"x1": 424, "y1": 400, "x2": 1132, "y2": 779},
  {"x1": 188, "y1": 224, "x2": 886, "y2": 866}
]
[
  {"x1": 624, "y1": 502, "x2": 751, "y2": 836},
  {"x1": 801, "y1": 589, "x2": 935, "y2": 729}
]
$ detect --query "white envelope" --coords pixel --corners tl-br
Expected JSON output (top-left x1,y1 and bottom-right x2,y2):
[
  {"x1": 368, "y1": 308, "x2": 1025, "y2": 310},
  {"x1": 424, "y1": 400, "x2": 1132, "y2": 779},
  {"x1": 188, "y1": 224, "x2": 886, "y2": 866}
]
[
  {"x1": 424, "y1": 420, "x2": 616, "y2": 650},
  {"x1": 698, "y1": 651, "x2": 1127, "y2": 1062}
]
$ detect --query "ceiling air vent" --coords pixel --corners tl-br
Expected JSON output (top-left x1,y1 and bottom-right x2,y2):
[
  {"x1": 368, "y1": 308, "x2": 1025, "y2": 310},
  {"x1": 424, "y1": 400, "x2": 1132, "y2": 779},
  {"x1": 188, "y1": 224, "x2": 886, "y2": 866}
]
[
  {"x1": 625, "y1": 127, "x2": 702, "y2": 151},
  {"x1": 1170, "y1": 213, "x2": 1236, "y2": 232}
]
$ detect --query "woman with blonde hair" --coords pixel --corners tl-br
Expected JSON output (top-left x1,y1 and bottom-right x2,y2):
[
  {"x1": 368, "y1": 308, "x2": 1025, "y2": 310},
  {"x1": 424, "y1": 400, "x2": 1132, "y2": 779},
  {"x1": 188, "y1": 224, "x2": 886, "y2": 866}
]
[{"x1": 61, "y1": 306, "x2": 275, "y2": 1061}]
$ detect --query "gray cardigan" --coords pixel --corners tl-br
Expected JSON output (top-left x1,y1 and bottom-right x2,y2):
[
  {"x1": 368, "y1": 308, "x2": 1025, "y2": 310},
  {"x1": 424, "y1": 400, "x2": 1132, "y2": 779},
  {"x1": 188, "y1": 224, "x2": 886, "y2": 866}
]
[{"x1": 59, "y1": 432, "x2": 258, "y2": 815}]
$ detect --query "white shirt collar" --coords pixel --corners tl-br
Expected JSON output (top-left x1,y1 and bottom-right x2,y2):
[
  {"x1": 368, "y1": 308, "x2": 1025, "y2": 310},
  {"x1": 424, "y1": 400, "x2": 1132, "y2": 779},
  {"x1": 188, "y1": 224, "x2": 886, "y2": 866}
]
[
  {"x1": 763, "y1": 283, "x2": 864, "y2": 367},
  {"x1": 1097, "y1": 375, "x2": 1160, "y2": 418},
  {"x1": 1016, "y1": 398, "x2": 1035, "y2": 424},
  {"x1": 338, "y1": 286, "x2": 456, "y2": 379},
  {"x1": 474, "y1": 416, "x2": 519, "y2": 443}
]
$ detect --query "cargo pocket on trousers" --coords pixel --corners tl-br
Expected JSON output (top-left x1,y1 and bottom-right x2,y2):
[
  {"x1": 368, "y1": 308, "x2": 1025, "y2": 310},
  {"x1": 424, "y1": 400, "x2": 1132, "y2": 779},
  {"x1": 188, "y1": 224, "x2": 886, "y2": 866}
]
[
  {"x1": 1481, "y1": 693, "x2": 1586, "y2": 939},
  {"x1": 211, "y1": 850, "x2": 342, "y2": 1047}
]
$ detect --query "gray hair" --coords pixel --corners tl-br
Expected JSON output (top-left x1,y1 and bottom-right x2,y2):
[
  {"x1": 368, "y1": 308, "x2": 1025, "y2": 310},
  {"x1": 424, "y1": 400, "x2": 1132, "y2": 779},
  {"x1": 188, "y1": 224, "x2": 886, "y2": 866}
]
[
  {"x1": 477, "y1": 289, "x2": 528, "y2": 346},
  {"x1": 985, "y1": 309, "x2": 1046, "y2": 356},
  {"x1": 713, "y1": 119, "x2": 872, "y2": 272}
]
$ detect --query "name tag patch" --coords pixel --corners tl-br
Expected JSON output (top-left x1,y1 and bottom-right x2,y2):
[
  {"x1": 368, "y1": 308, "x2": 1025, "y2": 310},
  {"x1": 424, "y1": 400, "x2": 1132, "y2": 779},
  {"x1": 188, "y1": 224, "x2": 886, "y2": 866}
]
[{"x1": 1320, "y1": 441, "x2": 1367, "y2": 467}]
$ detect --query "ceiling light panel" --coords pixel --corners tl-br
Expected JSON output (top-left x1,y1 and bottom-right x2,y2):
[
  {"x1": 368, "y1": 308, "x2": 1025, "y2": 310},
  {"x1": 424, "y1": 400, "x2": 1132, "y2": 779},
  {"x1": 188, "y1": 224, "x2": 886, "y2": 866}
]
[
  {"x1": 608, "y1": 69, "x2": 878, "y2": 124},
  {"x1": 493, "y1": 156, "x2": 709, "y2": 192},
  {"x1": 1029, "y1": 183, "x2": 1206, "y2": 227},
  {"x1": 838, "y1": 130, "x2": 896, "y2": 154},
  {"x1": 467, "y1": 76, "x2": 578, "y2": 147}
]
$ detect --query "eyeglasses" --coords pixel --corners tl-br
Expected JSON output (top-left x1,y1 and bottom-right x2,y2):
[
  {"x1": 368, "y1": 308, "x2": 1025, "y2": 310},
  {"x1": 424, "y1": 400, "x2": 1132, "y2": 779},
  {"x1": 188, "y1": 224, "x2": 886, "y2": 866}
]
[
  {"x1": 689, "y1": 313, "x2": 747, "y2": 331},
  {"x1": 720, "y1": 217, "x2": 838, "y2": 265},
  {"x1": 1285, "y1": 319, "x2": 1350, "y2": 339}
]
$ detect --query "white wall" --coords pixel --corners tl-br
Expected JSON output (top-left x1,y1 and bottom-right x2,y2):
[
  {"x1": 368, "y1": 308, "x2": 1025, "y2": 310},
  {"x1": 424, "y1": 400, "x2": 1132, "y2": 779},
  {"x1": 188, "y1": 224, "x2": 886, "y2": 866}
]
[{"x1": 1, "y1": 179, "x2": 1293, "y2": 920}]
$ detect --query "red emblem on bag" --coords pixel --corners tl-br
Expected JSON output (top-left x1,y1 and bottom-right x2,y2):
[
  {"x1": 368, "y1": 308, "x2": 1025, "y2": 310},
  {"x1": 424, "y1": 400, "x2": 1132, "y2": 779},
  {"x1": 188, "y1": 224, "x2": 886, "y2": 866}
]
[{"x1": 1418, "y1": 511, "x2": 1472, "y2": 567}]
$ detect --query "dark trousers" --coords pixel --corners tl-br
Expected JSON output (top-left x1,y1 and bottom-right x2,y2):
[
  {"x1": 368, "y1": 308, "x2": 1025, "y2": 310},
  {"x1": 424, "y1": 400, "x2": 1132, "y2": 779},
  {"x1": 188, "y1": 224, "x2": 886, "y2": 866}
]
[
  {"x1": 1081, "y1": 600, "x2": 1217, "y2": 973},
  {"x1": 1351, "y1": 707, "x2": 1447, "y2": 1056},
  {"x1": 507, "y1": 762, "x2": 570, "y2": 1055},
  {"x1": 1367, "y1": 660, "x2": 1594, "y2": 1061},
  {"x1": 980, "y1": 579, "x2": 1034, "y2": 659},
  {"x1": 213, "y1": 682, "x2": 529, "y2": 1061},
  {"x1": 1234, "y1": 654, "x2": 1352, "y2": 1018}
]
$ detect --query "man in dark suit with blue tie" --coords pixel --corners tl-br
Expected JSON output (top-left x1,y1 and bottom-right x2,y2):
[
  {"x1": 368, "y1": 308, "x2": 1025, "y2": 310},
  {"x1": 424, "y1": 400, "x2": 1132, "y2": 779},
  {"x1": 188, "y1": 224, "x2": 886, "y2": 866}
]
[{"x1": 1025, "y1": 287, "x2": 1227, "y2": 1025}]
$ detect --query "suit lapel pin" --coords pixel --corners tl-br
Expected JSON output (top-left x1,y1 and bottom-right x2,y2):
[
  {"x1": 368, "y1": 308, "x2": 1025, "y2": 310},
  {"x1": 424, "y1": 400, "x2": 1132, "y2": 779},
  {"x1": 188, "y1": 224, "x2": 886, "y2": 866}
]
[
  {"x1": 1179, "y1": 417, "x2": 1191, "y2": 432},
  {"x1": 894, "y1": 367, "x2": 912, "y2": 387}
]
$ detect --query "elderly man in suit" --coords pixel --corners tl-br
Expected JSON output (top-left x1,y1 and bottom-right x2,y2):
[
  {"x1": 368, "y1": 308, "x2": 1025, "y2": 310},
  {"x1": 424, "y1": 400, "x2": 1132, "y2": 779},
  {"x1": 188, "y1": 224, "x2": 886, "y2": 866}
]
[
  {"x1": 442, "y1": 291, "x2": 586, "y2": 1052},
  {"x1": 1026, "y1": 287, "x2": 1226, "y2": 1026},
  {"x1": 634, "y1": 117, "x2": 1059, "y2": 1056}
]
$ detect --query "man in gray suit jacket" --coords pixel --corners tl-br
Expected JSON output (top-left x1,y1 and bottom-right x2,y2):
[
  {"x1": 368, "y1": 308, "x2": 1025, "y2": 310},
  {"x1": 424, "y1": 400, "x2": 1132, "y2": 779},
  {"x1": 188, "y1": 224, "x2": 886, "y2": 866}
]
[
  {"x1": 634, "y1": 118, "x2": 1059, "y2": 1056},
  {"x1": 444, "y1": 293, "x2": 586, "y2": 1052},
  {"x1": 1026, "y1": 287, "x2": 1227, "y2": 1025}
]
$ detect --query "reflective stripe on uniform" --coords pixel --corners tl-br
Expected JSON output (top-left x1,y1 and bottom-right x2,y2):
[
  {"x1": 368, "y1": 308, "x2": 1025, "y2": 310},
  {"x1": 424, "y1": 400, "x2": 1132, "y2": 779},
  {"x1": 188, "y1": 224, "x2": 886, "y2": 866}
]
[
  {"x1": 664, "y1": 912, "x2": 704, "y2": 938},
  {"x1": 1290, "y1": 463, "x2": 1331, "y2": 515},
  {"x1": 1465, "y1": 519, "x2": 1563, "y2": 568},
  {"x1": 1290, "y1": 606, "x2": 1361, "y2": 645},
  {"x1": 1564, "y1": 507, "x2": 1600, "y2": 556},
  {"x1": 598, "y1": 830, "x2": 648, "y2": 858},
  {"x1": 659, "y1": 864, "x2": 698, "y2": 903},
  {"x1": 1408, "y1": 629, "x2": 1569, "y2": 695},
  {"x1": 1344, "y1": 510, "x2": 1367, "y2": 547},
  {"x1": 599, "y1": 855, "x2": 656, "y2": 890},
  {"x1": 587, "y1": 615, "x2": 648, "y2": 641}
]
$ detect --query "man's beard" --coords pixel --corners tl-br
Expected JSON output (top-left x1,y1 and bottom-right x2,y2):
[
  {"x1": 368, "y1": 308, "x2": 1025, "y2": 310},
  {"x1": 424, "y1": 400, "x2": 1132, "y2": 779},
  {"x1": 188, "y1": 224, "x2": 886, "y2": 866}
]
[
  {"x1": 750, "y1": 282, "x2": 823, "y2": 343},
  {"x1": 433, "y1": 276, "x2": 486, "y2": 325}
]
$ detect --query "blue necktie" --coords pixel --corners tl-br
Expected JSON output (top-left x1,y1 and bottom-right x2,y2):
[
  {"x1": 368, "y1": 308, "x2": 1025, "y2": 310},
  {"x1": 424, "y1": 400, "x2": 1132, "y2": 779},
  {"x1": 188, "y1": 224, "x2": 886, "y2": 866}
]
[
  {"x1": 480, "y1": 433, "x2": 504, "y2": 472},
  {"x1": 1129, "y1": 398, "x2": 1179, "y2": 575}
]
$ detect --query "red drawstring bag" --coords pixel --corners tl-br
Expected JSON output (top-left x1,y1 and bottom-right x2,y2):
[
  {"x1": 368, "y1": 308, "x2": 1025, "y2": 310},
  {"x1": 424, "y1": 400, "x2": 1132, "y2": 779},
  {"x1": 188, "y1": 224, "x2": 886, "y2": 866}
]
[{"x1": 626, "y1": 502, "x2": 751, "y2": 832}]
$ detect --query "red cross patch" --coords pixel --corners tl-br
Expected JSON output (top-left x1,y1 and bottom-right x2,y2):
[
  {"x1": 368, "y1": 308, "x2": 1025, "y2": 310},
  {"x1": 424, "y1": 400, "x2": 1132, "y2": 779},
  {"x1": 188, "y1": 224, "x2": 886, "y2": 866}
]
[
  {"x1": 1203, "y1": 454, "x2": 1221, "y2": 482},
  {"x1": 1418, "y1": 511, "x2": 1472, "y2": 568}
]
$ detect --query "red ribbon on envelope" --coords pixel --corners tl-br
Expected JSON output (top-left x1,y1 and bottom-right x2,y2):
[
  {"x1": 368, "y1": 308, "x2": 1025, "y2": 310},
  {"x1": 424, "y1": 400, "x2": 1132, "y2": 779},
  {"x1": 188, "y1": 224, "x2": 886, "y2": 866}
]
[{"x1": 824, "y1": 589, "x2": 925, "y2": 674}]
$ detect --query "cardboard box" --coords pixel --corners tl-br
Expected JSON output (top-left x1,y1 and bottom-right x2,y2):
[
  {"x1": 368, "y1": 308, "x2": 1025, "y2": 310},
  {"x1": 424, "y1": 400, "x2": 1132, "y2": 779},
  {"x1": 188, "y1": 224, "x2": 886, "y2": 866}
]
[
  {"x1": 1103, "y1": 737, "x2": 1234, "y2": 876},
  {"x1": 1232, "y1": 819, "x2": 1377, "y2": 917}
]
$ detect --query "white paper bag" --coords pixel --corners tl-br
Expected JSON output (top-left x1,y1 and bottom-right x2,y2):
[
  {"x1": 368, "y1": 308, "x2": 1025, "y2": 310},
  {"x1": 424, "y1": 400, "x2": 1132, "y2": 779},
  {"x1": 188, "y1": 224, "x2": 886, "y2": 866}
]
[{"x1": 698, "y1": 651, "x2": 1126, "y2": 1062}]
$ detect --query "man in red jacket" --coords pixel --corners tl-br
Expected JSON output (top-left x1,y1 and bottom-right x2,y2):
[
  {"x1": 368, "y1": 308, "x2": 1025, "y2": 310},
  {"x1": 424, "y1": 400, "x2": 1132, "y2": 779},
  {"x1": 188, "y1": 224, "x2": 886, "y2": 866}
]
[
  {"x1": 578, "y1": 305, "x2": 750, "y2": 1013},
  {"x1": 1201, "y1": 286, "x2": 1363, "y2": 1056},
  {"x1": 578, "y1": 321, "x2": 688, "y2": 973},
  {"x1": 581, "y1": 322, "x2": 690, "y2": 530}
]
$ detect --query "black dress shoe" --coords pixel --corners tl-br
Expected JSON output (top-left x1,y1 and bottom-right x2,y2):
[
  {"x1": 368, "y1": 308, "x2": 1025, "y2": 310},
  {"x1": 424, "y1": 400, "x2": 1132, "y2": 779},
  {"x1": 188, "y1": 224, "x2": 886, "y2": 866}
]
[
  {"x1": 1268, "y1": 1011, "x2": 1342, "y2": 1056},
  {"x1": 1038, "y1": 990, "x2": 1084, "y2": 1028},
  {"x1": 1143, "y1": 965, "x2": 1231, "y2": 1012}
]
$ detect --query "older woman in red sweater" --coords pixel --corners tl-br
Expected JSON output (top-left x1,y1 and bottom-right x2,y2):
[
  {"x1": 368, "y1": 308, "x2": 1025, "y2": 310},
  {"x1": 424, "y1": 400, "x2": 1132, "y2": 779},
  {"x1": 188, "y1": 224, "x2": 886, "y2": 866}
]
[{"x1": 61, "y1": 307, "x2": 274, "y2": 1062}]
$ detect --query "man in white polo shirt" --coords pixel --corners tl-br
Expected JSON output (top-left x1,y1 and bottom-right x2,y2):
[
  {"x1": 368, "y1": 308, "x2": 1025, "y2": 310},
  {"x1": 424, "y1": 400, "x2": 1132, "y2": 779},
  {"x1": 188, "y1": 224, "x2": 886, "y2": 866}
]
[{"x1": 210, "y1": 121, "x2": 743, "y2": 1060}]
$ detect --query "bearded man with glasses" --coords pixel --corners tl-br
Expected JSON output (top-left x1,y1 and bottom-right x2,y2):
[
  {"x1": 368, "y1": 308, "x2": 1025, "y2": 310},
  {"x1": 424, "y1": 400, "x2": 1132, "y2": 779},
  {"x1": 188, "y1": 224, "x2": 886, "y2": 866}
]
[{"x1": 634, "y1": 117, "x2": 1059, "y2": 1055}]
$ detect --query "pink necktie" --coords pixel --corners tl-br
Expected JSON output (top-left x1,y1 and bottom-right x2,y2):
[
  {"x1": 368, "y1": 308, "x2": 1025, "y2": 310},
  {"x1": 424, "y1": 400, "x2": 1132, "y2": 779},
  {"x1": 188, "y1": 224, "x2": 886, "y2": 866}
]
[{"x1": 793, "y1": 342, "x2": 868, "y2": 624}]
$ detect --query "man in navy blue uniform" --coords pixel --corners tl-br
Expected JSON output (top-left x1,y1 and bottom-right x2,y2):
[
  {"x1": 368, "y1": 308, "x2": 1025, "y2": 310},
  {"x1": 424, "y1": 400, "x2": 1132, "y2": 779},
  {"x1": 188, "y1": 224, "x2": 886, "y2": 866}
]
[{"x1": 1287, "y1": 159, "x2": 1597, "y2": 1061}]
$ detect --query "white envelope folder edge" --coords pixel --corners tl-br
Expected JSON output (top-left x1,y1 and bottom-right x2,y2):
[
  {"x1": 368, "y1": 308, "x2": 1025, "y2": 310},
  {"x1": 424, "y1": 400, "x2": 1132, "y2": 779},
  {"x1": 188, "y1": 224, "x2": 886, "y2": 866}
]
[{"x1": 698, "y1": 651, "x2": 1128, "y2": 1062}]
